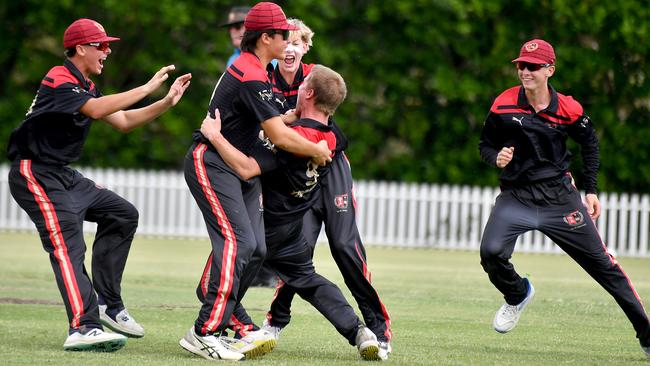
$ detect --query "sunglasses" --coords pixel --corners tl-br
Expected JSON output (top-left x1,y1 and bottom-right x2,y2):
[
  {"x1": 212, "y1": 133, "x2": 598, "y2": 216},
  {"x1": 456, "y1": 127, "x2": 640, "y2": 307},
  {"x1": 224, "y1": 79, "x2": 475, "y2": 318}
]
[
  {"x1": 85, "y1": 42, "x2": 110, "y2": 52},
  {"x1": 516, "y1": 61, "x2": 551, "y2": 72},
  {"x1": 267, "y1": 29, "x2": 290, "y2": 41}
]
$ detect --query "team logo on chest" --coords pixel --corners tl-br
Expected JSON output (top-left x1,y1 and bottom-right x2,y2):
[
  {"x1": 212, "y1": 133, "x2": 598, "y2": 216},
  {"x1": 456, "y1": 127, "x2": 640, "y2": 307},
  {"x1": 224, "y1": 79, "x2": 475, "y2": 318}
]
[
  {"x1": 258, "y1": 89, "x2": 273, "y2": 102},
  {"x1": 334, "y1": 193, "x2": 348, "y2": 210},
  {"x1": 563, "y1": 210, "x2": 585, "y2": 228}
]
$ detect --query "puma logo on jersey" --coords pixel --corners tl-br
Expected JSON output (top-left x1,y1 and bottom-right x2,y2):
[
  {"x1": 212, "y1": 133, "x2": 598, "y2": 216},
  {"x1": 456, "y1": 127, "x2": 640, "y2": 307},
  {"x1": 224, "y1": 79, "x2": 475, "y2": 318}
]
[{"x1": 512, "y1": 116, "x2": 523, "y2": 125}]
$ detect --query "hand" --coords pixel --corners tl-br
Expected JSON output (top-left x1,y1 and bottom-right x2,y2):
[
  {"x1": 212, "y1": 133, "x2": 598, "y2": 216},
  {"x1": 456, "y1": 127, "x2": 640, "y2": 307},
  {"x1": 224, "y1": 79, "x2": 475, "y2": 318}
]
[
  {"x1": 585, "y1": 193, "x2": 601, "y2": 220},
  {"x1": 144, "y1": 65, "x2": 176, "y2": 94},
  {"x1": 311, "y1": 140, "x2": 332, "y2": 166},
  {"x1": 164, "y1": 73, "x2": 192, "y2": 107},
  {"x1": 281, "y1": 109, "x2": 298, "y2": 125},
  {"x1": 496, "y1": 146, "x2": 514, "y2": 168},
  {"x1": 200, "y1": 109, "x2": 222, "y2": 141}
]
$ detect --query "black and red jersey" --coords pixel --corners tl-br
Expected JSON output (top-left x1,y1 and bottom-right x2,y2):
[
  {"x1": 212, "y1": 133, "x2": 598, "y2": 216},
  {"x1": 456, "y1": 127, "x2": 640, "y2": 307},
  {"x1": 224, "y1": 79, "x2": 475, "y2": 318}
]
[
  {"x1": 196, "y1": 52, "x2": 281, "y2": 156},
  {"x1": 271, "y1": 62, "x2": 348, "y2": 153},
  {"x1": 479, "y1": 85, "x2": 599, "y2": 193},
  {"x1": 7, "y1": 59, "x2": 100, "y2": 165},
  {"x1": 254, "y1": 118, "x2": 336, "y2": 226},
  {"x1": 271, "y1": 63, "x2": 314, "y2": 113}
]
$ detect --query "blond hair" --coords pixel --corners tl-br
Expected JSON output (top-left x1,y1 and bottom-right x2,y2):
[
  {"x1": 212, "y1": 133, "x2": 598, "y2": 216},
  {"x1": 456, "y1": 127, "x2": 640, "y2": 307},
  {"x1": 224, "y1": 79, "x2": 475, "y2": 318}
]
[
  {"x1": 307, "y1": 65, "x2": 347, "y2": 116},
  {"x1": 287, "y1": 18, "x2": 314, "y2": 47}
]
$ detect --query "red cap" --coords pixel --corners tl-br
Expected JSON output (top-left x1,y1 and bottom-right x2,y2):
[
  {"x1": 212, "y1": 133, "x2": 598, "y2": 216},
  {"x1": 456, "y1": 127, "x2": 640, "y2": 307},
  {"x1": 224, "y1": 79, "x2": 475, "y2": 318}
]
[
  {"x1": 63, "y1": 18, "x2": 121, "y2": 48},
  {"x1": 244, "y1": 2, "x2": 300, "y2": 31},
  {"x1": 512, "y1": 39, "x2": 555, "y2": 65}
]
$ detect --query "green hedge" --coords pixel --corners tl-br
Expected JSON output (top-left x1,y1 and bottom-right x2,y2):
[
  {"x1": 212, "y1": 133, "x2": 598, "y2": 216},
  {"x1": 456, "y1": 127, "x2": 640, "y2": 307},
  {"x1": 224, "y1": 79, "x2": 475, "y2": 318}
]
[{"x1": 1, "y1": 0, "x2": 648, "y2": 192}]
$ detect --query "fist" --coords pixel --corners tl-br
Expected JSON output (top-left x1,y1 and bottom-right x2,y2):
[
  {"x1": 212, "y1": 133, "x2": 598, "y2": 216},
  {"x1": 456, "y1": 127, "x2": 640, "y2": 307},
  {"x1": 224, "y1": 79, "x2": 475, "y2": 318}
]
[{"x1": 496, "y1": 146, "x2": 514, "y2": 168}]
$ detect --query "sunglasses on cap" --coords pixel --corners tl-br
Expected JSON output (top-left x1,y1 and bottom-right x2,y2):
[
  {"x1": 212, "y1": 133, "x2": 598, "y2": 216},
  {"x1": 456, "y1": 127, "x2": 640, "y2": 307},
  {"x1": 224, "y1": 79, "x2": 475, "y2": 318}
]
[
  {"x1": 85, "y1": 42, "x2": 110, "y2": 52},
  {"x1": 516, "y1": 61, "x2": 551, "y2": 72},
  {"x1": 267, "y1": 29, "x2": 290, "y2": 41}
]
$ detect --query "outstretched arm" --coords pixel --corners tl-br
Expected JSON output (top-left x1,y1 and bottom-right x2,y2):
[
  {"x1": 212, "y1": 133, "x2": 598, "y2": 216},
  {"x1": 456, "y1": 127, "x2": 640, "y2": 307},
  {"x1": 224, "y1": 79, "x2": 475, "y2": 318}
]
[
  {"x1": 78, "y1": 65, "x2": 191, "y2": 131},
  {"x1": 200, "y1": 110, "x2": 262, "y2": 180}
]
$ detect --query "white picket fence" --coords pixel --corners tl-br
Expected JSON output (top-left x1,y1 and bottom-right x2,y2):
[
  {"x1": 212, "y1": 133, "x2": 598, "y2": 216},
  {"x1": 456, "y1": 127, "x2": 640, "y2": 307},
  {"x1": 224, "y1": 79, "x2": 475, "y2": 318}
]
[{"x1": 1, "y1": 164, "x2": 648, "y2": 257}]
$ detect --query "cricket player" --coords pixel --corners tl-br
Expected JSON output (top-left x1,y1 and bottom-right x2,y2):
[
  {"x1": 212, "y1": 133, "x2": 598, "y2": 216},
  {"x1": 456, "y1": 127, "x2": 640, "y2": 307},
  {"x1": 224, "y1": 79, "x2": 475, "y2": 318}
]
[
  {"x1": 179, "y1": 2, "x2": 330, "y2": 361},
  {"x1": 200, "y1": 64, "x2": 382, "y2": 361},
  {"x1": 478, "y1": 39, "x2": 650, "y2": 358},
  {"x1": 7, "y1": 18, "x2": 191, "y2": 351}
]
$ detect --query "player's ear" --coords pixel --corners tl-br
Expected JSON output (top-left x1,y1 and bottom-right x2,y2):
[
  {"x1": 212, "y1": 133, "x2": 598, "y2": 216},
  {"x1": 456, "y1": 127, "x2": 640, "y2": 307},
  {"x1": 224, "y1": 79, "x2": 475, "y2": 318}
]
[{"x1": 546, "y1": 65, "x2": 555, "y2": 77}]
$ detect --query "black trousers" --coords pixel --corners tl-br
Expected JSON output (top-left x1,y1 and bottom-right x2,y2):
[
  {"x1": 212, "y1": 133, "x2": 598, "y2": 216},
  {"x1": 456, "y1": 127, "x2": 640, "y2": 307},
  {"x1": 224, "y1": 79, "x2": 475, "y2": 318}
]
[
  {"x1": 268, "y1": 153, "x2": 392, "y2": 343},
  {"x1": 480, "y1": 175, "x2": 650, "y2": 344},
  {"x1": 8, "y1": 160, "x2": 138, "y2": 331},
  {"x1": 185, "y1": 143, "x2": 266, "y2": 336},
  {"x1": 265, "y1": 219, "x2": 362, "y2": 345}
]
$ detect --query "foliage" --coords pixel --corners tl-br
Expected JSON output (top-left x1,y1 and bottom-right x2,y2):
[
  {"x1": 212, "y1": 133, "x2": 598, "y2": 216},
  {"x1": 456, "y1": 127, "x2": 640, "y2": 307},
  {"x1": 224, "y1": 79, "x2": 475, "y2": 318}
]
[{"x1": 1, "y1": 1, "x2": 649, "y2": 192}]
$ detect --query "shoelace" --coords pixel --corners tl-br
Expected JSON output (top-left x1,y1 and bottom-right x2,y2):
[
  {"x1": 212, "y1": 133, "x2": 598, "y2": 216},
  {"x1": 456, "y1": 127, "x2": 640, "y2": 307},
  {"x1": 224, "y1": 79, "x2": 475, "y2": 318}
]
[{"x1": 500, "y1": 304, "x2": 519, "y2": 318}]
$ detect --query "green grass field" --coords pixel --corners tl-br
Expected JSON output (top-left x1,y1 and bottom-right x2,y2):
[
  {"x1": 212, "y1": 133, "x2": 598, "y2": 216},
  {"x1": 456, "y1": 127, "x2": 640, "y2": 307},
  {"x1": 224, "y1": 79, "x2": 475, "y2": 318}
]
[{"x1": 1, "y1": 232, "x2": 649, "y2": 365}]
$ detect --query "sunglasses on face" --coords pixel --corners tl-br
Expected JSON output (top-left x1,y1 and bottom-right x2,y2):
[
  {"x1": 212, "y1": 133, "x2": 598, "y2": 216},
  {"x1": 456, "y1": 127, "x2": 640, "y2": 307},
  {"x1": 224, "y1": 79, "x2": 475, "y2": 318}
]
[
  {"x1": 516, "y1": 61, "x2": 551, "y2": 72},
  {"x1": 85, "y1": 42, "x2": 110, "y2": 52},
  {"x1": 267, "y1": 29, "x2": 290, "y2": 41}
]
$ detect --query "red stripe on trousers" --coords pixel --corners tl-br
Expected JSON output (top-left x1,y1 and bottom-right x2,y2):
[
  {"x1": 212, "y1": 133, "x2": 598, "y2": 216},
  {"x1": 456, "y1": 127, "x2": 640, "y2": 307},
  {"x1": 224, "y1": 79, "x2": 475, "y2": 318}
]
[
  {"x1": 200, "y1": 253, "x2": 213, "y2": 297},
  {"x1": 192, "y1": 144, "x2": 238, "y2": 334},
  {"x1": 354, "y1": 240, "x2": 392, "y2": 341},
  {"x1": 19, "y1": 160, "x2": 84, "y2": 328}
]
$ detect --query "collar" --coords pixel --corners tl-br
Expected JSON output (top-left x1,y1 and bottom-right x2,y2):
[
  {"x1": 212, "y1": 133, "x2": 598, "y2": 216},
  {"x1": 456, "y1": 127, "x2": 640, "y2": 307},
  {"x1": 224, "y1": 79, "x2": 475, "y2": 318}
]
[
  {"x1": 517, "y1": 84, "x2": 558, "y2": 113},
  {"x1": 64, "y1": 59, "x2": 92, "y2": 90},
  {"x1": 291, "y1": 117, "x2": 332, "y2": 131},
  {"x1": 241, "y1": 51, "x2": 265, "y2": 70}
]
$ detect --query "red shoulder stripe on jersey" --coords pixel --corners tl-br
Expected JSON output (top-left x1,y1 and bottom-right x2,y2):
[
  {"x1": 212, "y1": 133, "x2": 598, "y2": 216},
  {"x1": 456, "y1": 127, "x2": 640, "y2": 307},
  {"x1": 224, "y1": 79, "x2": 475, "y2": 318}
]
[
  {"x1": 43, "y1": 66, "x2": 80, "y2": 88},
  {"x1": 230, "y1": 52, "x2": 270, "y2": 83},
  {"x1": 490, "y1": 86, "x2": 522, "y2": 113},
  {"x1": 555, "y1": 93, "x2": 584, "y2": 122},
  {"x1": 227, "y1": 65, "x2": 245, "y2": 82},
  {"x1": 538, "y1": 113, "x2": 574, "y2": 125},
  {"x1": 493, "y1": 107, "x2": 531, "y2": 115}
]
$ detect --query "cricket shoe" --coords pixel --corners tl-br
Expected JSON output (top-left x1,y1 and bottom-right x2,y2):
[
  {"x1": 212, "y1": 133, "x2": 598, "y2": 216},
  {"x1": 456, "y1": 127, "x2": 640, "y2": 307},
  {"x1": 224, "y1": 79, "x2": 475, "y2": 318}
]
[
  {"x1": 493, "y1": 277, "x2": 535, "y2": 334},
  {"x1": 378, "y1": 341, "x2": 392, "y2": 361},
  {"x1": 355, "y1": 325, "x2": 380, "y2": 361},
  {"x1": 179, "y1": 327, "x2": 245, "y2": 361},
  {"x1": 63, "y1": 328, "x2": 127, "y2": 352},
  {"x1": 223, "y1": 324, "x2": 279, "y2": 359},
  {"x1": 99, "y1": 304, "x2": 144, "y2": 338},
  {"x1": 642, "y1": 343, "x2": 650, "y2": 358}
]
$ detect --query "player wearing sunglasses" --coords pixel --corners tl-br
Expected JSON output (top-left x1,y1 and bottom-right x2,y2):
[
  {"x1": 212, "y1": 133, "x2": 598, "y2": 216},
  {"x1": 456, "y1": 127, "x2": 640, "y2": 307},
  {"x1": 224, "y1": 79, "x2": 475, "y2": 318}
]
[
  {"x1": 478, "y1": 39, "x2": 650, "y2": 358},
  {"x1": 6, "y1": 18, "x2": 191, "y2": 352}
]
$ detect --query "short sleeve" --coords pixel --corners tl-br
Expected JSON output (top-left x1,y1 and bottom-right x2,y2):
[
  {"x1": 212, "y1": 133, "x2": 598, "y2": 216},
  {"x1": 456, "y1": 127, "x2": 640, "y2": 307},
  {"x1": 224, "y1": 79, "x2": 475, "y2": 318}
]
[
  {"x1": 249, "y1": 139, "x2": 279, "y2": 174},
  {"x1": 240, "y1": 80, "x2": 281, "y2": 124},
  {"x1": 54, "y1": 82, "x2": 95, "y2": 115}
]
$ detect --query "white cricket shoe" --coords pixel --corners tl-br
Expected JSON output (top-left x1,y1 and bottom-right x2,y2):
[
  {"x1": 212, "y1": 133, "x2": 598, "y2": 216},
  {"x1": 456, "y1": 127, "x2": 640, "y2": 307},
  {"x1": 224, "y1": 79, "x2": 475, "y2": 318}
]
[
  {"x1": 222, "y1": 322, "x2": 279, "y2": 359},
  {"x1": 355, "y1": 326, "x2": 380, "y2": 361},
  {"x1": 493, "y1": 278, "x2": 535, "y2": 333},
  {"x1": 642, "y1": 343, "x2": 650, "y2": 358},
  {"x1": 378, "y1": 341, "x2": 392, "y2": 361},
  {"x1": 99, "y1": 305, "x2": 144, "y2": 338},
  {"x1": 63, "y1": 328, "x2": 127, "y2": 352},
  {"x1": 260, "y1": 319, "x2": 282, "y2": 340},
  {"x1": 179, "y1": 327, "x2": 244, "y2": 361}
]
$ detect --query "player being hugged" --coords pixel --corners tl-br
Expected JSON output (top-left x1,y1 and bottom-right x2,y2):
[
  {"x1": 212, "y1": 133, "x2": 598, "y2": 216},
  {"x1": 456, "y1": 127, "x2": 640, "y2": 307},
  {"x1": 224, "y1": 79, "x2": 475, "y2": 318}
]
[
  {"x1": 200, "y1": 64, "x2": 382, "y2": 361},
  {"x1": 6, "y1": 18, "x2": 191, "y2": 352}
]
